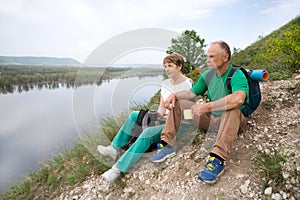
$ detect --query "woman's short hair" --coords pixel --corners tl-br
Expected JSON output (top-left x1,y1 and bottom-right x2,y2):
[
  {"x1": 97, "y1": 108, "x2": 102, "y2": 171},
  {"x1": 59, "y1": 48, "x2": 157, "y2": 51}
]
[{"x1": 163, "y1": 54, "x2": 184, "y2": 70}]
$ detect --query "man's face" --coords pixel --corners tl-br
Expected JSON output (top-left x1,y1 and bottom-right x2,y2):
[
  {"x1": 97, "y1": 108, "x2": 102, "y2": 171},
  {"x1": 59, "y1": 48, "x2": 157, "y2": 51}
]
[{"x1": 206, "y1": 44, "x2": 227, "y2": 70}]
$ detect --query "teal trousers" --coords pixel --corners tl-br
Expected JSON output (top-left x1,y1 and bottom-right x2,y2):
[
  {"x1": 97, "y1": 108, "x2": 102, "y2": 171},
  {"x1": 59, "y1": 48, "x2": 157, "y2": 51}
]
[
  {"x1": 111, "y1": 111, "x2": 192, "y2": 172},
  {"x1": 112, "y1": 111, "x2": 163, "y2": 172}
]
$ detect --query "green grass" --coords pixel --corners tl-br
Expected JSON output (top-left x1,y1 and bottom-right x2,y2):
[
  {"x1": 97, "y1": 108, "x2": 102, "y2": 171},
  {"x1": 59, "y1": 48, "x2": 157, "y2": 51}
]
[
  {"x1": 231, "y1": 16, "x2": 300, "y2": 80},
  {"x1": 261, "y1": 99, "x2": 276, "y2": 110},
  {"x1": 0, "y1": 117, "x2": 123, "y2": 199},
  {"x1": 0, "y1": 142, "x2": 110, "y2": 200},
  {"x1": 0, "y1": 103, "x2": 152, "y2": 200},
  {"x1": 253, "y1": 149, "x2": 286, "y2": 193}
]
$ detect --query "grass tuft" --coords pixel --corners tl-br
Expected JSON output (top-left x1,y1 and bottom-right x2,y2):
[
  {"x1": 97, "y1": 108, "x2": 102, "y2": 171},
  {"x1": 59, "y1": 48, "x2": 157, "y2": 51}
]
[{"x1": 253, "y1": 149, "x2": 286, "y2": 192}]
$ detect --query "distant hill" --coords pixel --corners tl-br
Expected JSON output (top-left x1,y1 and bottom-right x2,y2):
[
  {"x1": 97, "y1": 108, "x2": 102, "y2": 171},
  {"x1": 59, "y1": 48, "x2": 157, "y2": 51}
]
[{"x1": 0, "y1": 56, "x2": 81, "y2": 66}]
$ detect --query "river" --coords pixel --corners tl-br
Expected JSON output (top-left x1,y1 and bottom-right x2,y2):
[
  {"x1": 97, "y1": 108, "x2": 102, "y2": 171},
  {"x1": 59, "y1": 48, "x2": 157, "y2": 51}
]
[{"x1": 0, "y1": 75, "x2": 162, "y2": 193}]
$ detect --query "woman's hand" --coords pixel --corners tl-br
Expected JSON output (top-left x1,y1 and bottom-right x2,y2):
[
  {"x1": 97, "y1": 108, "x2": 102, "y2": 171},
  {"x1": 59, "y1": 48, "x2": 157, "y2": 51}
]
[{"x1": 164, "y1": 94, "x2": 176, "y2": 110}]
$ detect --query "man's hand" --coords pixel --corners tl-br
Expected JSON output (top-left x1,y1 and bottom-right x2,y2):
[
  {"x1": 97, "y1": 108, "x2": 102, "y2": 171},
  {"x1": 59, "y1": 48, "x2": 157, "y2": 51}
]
[{"x1": 191, "y1": 102, "x2": 211, "y2": 118}]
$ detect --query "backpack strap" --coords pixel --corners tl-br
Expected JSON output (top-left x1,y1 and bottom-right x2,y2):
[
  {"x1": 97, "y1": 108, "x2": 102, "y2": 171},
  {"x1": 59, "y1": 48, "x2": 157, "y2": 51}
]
[
  {"x1": 205, "y1": 66, "x2": 240, "y2": 94},
  {"x1": 205, "y1": 70, "x2": 215, "y2": 87},
  {"x1": 226, "y1": 66, "x2": 240, "y2": 94}
]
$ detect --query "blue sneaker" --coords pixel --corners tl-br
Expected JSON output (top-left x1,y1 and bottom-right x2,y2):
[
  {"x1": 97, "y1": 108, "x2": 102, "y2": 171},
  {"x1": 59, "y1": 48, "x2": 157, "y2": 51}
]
[
  {"x1": 198, "y1": 156, "x2": 225, "y2": 184},
  {"x1": 150, "y1": 143, "x2": 176, "y2": 163}
]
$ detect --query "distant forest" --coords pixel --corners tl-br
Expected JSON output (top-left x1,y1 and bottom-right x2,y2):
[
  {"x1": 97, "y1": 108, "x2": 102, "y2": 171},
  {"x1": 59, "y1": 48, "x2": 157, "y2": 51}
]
[
  {"x1": 0, "y1": 65, "x2": 163, "y2": 94},
  {"x1": 0, "y1": 56, "x2": 81, "y2": 66}
]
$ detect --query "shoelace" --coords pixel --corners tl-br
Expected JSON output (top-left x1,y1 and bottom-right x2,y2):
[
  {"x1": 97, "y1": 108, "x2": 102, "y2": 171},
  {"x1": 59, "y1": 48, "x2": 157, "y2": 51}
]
[
  {"x1": 206, "y1": 162, "x2": 217, "y2": 171},
  {"x1": 205, "y1": 158, "x2": 222, "y2": 171},
  {"x1": 156, "y1": 143, "x2": 164, "y2": 154}
]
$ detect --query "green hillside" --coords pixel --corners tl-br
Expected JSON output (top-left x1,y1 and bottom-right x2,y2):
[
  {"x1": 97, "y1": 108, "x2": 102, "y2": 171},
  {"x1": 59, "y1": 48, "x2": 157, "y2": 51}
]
[
  {"x1": 231, "y1": 16, "x2": 300, "y2": 80},
  {"x1": 0, "y1": 56, "x2": 81, "y2": 66}
]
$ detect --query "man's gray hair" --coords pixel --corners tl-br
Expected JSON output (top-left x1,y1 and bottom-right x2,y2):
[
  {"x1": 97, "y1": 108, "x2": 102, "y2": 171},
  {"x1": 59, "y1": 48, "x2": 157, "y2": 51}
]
[{"x1": 211, "y1": 41, "x2": 231, "y2": 61}]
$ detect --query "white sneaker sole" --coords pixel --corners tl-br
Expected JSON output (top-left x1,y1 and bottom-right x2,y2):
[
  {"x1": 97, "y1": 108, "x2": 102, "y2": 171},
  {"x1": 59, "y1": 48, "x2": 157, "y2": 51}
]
[
  {"x1": 151, "y1": 152, "x2": 176, "y2": 163},
  {"x1": 200, "y1": 169, "x2": 225, "y2": 184}
]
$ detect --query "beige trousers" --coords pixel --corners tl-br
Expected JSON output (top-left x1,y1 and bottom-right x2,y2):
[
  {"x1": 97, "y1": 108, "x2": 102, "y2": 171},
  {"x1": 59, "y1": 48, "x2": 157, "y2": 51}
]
[{"x1": 160, "y1": 98, "x2": 247, "y2": 161}]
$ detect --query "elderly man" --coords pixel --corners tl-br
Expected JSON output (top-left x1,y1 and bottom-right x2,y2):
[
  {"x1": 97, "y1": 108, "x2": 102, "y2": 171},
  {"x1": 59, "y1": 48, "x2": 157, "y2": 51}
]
[{"x1": 150, "y1": 41, "x2": 248, "y2": 184}]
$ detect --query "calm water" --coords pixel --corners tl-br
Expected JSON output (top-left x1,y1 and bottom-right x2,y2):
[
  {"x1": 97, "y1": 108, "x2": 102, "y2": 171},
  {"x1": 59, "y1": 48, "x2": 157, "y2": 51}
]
[{"x1": 0, "y1": 76, "x2": 162, "y2": 193}]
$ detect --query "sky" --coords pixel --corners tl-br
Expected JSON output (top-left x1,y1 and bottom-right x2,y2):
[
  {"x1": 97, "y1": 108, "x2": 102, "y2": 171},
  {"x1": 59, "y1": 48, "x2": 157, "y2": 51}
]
[{"x1": 0, "y1": 0, "x2": 299, "y2": 64}]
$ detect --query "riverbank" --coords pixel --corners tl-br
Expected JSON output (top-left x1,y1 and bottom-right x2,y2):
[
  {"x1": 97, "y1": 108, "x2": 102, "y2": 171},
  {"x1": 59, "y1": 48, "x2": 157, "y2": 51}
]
[{"x1": 1, "y1": 71, "x2": 299, "y2": 200}]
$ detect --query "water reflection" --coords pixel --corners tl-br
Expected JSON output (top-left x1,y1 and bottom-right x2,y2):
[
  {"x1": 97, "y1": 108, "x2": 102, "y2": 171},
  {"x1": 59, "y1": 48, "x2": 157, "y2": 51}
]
[
  {"x1": 0, "y1": 75, "x2": 160, "y2": 94},
  {"x1": 0, "y1": 75, "x2": 162, "y2": 193},
  {"x1": 1, "y1": 82, "x2": 81, "y2": 94}
]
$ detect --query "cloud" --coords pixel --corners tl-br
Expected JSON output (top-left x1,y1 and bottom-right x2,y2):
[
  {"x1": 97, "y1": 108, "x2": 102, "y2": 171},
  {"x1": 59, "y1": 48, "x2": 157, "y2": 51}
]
[
  {"x1": 259, "y1": 0, "x2": 300, "y2": 15},
  {"x1": 0, "y1": 0, "x2": 299, "y2": 62}
]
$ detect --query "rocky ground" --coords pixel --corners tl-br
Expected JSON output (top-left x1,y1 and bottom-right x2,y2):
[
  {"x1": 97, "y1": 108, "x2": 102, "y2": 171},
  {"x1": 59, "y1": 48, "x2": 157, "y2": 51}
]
[{"x1": 56, "y1": 72, "x2": 300, "y2": 200}]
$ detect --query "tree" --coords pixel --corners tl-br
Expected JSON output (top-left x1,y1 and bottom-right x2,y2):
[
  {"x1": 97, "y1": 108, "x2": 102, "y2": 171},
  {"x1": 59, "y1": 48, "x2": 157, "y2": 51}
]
[
  {"x1": 233, "y1": 47, "x2": 241, "y2": 55},
  {"x1": 166, "y1": 30, "x2": 206, "y2": 74}
]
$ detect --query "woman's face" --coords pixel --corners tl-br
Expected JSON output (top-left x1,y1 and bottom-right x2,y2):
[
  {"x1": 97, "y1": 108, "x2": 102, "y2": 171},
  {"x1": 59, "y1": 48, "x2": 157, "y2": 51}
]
[{"x1": 164, "y1": 61, "x2": 182, "y2": 79}]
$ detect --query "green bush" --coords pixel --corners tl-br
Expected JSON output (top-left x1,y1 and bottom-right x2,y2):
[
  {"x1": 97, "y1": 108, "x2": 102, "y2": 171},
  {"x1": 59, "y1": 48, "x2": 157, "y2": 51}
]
[{"x1": 231, "y1": 16, "x2": 300, "y2": 80}]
